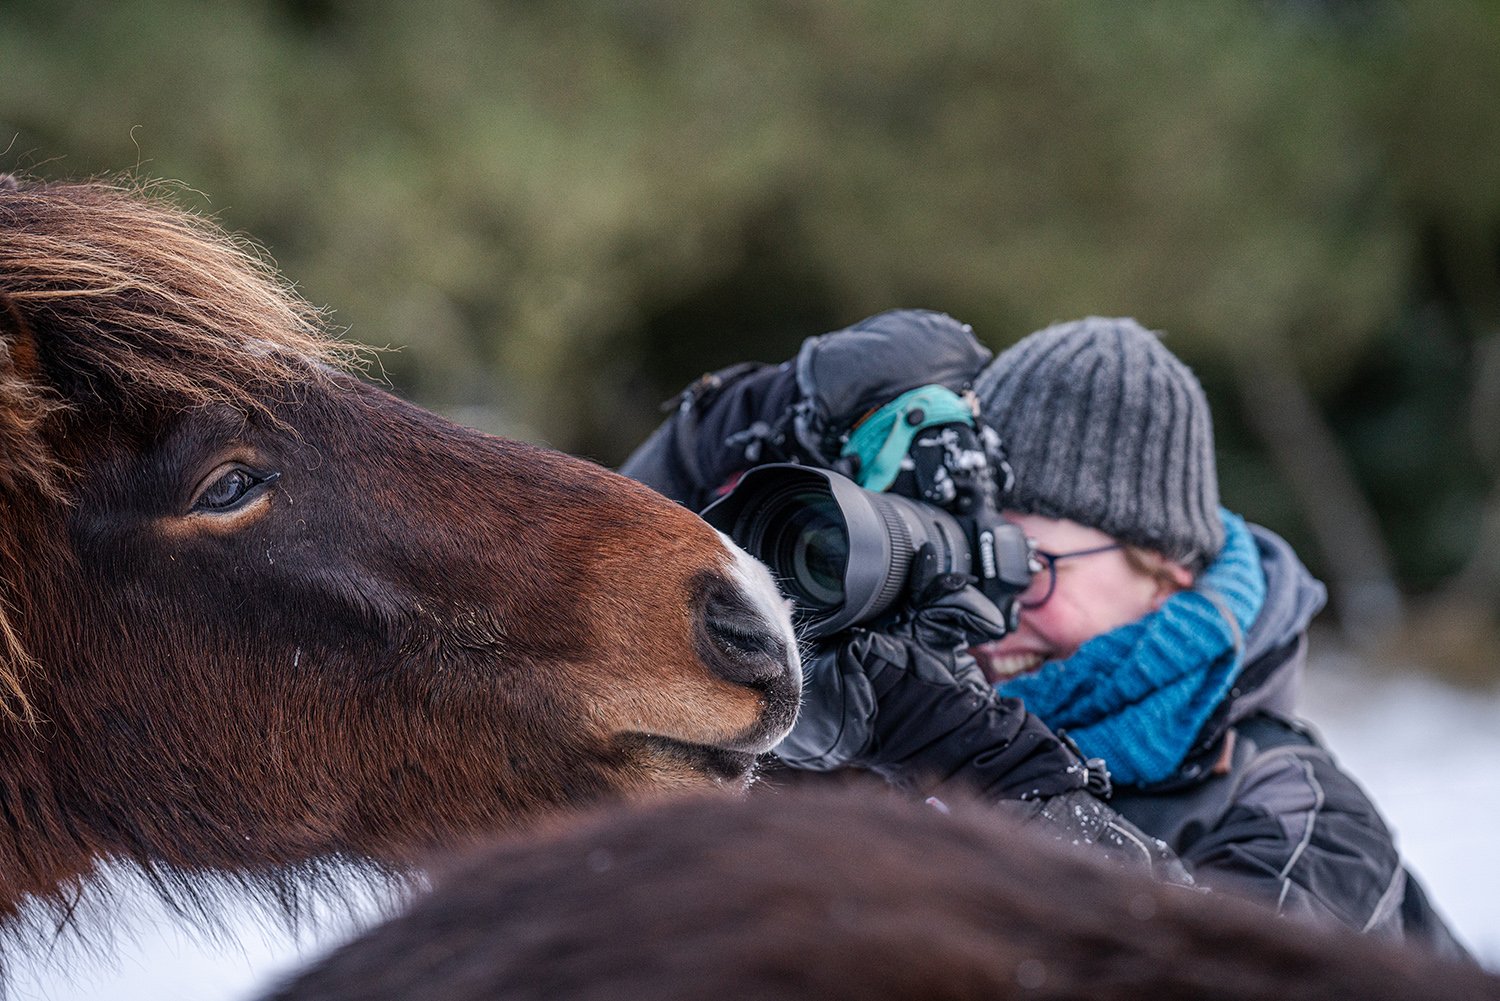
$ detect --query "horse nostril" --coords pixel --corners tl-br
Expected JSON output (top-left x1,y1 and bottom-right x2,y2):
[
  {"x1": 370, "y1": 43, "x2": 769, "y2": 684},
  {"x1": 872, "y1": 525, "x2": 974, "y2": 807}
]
[
  {"x1": 698, "y1": 587, "x2": 793, "y2": 687},
  {"x1": 696, "y1": 559, "x2": 803, "y2": 752},
  {"x1": 705, "y1": 615, "x2": 787, "y2": 665}
]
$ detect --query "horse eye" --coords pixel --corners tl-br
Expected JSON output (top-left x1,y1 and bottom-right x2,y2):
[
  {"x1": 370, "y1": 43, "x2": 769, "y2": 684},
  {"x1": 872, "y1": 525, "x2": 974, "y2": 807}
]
[{"x1": 192, "y1": 466, "x2": 279, "y2": 513}]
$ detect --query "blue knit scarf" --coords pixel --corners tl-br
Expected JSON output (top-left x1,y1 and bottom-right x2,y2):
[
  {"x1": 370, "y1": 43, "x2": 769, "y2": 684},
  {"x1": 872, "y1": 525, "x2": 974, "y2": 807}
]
[{"x1": 996, "y1": 510, "x2": 1266, "y2": 788}]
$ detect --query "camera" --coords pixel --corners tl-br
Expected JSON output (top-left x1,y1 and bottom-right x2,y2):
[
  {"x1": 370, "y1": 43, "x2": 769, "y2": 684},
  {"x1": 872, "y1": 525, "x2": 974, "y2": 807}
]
[{"x1": 702, "y1": 424, "x2": 1034, "y2": 638}]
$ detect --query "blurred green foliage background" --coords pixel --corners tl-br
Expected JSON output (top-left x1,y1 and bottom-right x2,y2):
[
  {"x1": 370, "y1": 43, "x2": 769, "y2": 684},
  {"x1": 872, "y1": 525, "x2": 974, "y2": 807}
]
[{"x1": 4, "y1": 0, "x2": 1499, "y2": 676}]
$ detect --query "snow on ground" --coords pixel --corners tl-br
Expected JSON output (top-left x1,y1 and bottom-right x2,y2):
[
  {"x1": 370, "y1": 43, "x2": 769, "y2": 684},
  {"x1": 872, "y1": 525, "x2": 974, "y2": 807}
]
[{"x1": 9, "y1": 663, "x2": 1500, "y2": 999}]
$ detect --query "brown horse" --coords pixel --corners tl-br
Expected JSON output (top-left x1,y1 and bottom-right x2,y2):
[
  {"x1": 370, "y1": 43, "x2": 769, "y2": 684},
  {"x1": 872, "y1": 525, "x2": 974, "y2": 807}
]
[
  {"x1": 0, "y1": 176, "x2": 799, "y2": 944},
  {"x1": 266, "y1": 786, "x2": 1500, "y2": 1001}
]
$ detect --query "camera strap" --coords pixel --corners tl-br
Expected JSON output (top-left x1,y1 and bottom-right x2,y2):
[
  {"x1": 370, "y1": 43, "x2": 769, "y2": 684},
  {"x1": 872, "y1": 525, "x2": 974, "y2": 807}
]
[{"x1": 840, "y1": 384, "x2": 976, "y2": 492}]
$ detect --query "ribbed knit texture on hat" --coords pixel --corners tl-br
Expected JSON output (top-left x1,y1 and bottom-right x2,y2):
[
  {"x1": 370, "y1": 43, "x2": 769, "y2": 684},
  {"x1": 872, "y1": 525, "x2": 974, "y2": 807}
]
[{"x1": 975, "y1": 317, "x2": 1225, "y2": 569}]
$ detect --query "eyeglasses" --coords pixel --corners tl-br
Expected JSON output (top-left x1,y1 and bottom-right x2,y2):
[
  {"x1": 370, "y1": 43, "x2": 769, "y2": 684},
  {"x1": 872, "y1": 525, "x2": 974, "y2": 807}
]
[{"x1": 1018, "y1": 542, "x2": 1125, "y2": 609}]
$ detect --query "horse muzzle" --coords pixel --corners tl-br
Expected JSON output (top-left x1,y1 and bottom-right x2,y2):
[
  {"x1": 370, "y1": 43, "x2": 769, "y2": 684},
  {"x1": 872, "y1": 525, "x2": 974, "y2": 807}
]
[{"x1": 695, "y1": 538, "x2": 803, "y2": 753}]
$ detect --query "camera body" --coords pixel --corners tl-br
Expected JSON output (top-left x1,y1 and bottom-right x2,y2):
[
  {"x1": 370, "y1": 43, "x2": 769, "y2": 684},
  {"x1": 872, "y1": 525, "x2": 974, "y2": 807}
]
[{"x1": 702, "y1": 422, "x2": 1033, "y2": 638}]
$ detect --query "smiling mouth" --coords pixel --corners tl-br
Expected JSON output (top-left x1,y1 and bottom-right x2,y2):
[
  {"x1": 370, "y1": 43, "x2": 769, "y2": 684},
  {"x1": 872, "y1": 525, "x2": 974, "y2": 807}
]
[
  {"x1": 620, "y1": 734, "x2": 759, "y2": 784},
  {"x1": 971, "y1": 648, "x2": 1046, "y2": 685}
]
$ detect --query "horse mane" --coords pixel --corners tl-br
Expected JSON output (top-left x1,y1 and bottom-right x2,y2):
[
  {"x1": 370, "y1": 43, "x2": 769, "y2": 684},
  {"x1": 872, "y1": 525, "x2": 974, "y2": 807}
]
[
  {"x1": 6, "y1": 850, "x2": 416, "y2": 981},
  {"x1": 269, "y1": 786, "x2": 1500, "y2": 1001},
  {"x1": 0, "y1": 174, "x2": 367, "y2": 720}
]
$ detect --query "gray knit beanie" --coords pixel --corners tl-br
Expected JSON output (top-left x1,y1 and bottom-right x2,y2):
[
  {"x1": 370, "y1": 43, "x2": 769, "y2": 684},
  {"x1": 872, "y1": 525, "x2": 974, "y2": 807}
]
[{"x1": 974, "y1": 317, "x2": 1225, "y2": 570}]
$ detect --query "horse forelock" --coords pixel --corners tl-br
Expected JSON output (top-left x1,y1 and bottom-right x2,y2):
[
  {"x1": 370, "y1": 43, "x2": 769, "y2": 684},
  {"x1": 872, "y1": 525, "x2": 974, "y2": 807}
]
[{"x1": 0, "y1": 174, "x2": 368, "y2": 450}]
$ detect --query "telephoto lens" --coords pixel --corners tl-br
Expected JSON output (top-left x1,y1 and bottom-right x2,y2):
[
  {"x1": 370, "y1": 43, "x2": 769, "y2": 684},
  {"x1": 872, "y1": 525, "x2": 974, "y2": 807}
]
[{"x1": 702, "y1": 464, "x2": 1030, "y2": 638}]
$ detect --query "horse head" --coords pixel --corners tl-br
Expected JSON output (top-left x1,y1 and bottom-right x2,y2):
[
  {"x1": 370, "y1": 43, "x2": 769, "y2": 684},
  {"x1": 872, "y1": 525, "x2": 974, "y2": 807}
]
[{"x1": 0, "y1": 177, "x2": 799, "y2": 926}]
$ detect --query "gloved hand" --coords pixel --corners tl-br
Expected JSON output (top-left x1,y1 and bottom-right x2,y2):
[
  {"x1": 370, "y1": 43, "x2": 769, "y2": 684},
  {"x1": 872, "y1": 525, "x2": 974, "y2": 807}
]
[
  {"x1": 772, "y1": 545, "x2": 1000, "y2": 770},
  {"x1": 774, "y1": 551, "x2": 1092, "y2": 803}
]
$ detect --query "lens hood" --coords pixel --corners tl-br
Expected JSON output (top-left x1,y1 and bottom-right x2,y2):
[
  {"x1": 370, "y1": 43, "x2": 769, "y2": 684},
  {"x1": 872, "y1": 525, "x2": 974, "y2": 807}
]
[{"x1": 702, "y1": 464, "x2": 971, "y2": 637}]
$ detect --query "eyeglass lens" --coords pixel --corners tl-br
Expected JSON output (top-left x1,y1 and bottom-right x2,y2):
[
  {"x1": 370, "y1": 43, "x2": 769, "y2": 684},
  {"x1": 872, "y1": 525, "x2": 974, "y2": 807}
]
[
  {"x1": 1018, "y1": 554, "x2": 1055, "y2": 609},
  {"x1": 1016, "y1": 543, "x2": 1124, "y2": 611}
]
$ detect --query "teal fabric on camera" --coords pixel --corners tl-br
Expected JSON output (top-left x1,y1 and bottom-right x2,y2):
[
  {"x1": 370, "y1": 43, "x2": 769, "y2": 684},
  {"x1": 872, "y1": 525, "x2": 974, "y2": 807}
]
[
  {"x1": 996, "y1": 509, "x2": 1266, "y2": 788},
  {"x1": 841, "y1": 384, "x2": 975, "y2": 492}
]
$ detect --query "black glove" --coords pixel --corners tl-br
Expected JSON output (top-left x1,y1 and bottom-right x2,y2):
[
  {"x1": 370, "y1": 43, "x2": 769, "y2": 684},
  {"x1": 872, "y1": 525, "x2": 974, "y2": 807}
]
[
  {"x1": 774, "y1": 565, "x2": 1091, "y2": 803},
  {"x1": 994, "y1": 791, "x2": 1195, "y2": 885},
  {"x1": 772, "y1": 547, "x2": 999, "y2": 770}
]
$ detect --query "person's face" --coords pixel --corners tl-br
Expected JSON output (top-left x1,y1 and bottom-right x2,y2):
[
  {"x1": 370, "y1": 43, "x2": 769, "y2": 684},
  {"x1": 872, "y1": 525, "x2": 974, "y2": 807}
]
[{"x1": 970, "y1": 513, "x2": 1189, "y2": 684}]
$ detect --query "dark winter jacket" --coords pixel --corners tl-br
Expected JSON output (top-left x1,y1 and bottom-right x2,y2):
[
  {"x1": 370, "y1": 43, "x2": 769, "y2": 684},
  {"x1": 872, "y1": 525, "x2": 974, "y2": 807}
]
[{"x1": 1109, "y1": 525, "x2": 1471, "y2": 960}]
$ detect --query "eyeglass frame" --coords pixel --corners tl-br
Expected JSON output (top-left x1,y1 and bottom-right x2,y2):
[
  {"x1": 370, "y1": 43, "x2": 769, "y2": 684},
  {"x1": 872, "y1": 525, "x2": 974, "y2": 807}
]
[{"x1": 1018, "y1": 542, "x2": 1126, "y2": 610}]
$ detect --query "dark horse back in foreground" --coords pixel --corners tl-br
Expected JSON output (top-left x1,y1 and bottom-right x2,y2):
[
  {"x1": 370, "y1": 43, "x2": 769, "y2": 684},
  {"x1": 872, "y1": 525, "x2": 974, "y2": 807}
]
[
  {"x1": 0, "y1": 176, "x2": 798, "y2": 944},
  {"x1": 270, "y1": 787, "x2": 1500, "y2": 1001}
]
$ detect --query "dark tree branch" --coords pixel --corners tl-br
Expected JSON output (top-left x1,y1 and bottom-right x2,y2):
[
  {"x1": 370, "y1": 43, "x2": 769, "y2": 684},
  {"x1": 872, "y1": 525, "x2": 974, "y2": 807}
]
[{"x1": 1232, "y1": 339, "x2": 1404, "y2": 648}]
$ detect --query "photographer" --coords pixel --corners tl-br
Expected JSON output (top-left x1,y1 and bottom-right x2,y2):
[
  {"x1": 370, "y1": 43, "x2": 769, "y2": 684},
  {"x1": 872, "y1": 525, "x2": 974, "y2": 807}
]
[
  {"x1": 623, "y1": 311, "x2": 1467, "y2": 955},
  {"x1": 623, "y1": 309, "x2": 1183, "y2": 874}
]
